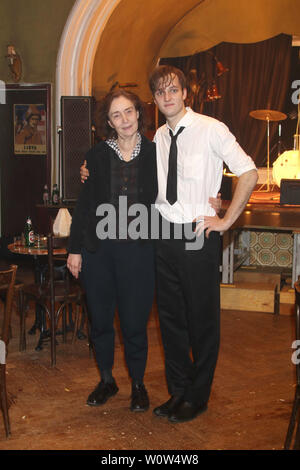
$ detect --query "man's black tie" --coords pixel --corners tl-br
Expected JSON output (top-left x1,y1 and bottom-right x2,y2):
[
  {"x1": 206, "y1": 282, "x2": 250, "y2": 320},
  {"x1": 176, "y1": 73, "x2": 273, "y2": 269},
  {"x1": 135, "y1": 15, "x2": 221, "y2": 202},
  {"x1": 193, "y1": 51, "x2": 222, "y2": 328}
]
[{"x1": 166, "y1": 126, "x2": 184, "y2": 205}]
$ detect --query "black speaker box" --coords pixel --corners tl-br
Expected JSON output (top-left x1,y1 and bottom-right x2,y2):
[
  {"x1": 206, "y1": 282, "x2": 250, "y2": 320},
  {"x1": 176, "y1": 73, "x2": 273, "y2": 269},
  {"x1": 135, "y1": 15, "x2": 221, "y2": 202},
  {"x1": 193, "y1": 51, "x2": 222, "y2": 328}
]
[
  {"x1": 220, "y1": 174, "x2": 238, "y2": 200},
  {"x1": 280, "y1": 179, "x2": 300, "y2": 205},
  {"x1": 61, "y1": 96, "x2": 93, "y2": 201}
]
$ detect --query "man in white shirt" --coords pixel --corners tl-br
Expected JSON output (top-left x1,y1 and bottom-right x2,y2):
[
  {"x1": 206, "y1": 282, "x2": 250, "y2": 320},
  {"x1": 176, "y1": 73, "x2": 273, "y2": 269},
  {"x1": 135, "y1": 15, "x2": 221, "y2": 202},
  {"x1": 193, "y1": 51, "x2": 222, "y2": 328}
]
[{"x1": 149, "y1": 65, "x2": 257, "y2": 423}]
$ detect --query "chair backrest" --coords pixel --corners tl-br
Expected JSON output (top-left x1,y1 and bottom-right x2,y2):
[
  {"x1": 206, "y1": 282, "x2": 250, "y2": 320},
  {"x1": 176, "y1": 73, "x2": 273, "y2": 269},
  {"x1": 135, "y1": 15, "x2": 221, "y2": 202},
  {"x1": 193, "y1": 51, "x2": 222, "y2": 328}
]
[
  {"x1": 47, "y1": 233, "x2": 68, "y2": 273},
  {"x1": 47, "y1": 233, "x2": 69, "y2": 294},
  {"x1": 0, "y1": 265, "x2": 17, "y2": 346}
]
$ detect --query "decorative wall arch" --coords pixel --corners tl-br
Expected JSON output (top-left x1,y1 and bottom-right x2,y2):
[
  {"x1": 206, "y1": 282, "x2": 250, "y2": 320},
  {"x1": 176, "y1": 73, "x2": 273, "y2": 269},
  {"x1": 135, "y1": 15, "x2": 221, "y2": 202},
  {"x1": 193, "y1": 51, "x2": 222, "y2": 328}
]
[{"x1": 54, "y1": 0, "x2": 122, "y2": 182}]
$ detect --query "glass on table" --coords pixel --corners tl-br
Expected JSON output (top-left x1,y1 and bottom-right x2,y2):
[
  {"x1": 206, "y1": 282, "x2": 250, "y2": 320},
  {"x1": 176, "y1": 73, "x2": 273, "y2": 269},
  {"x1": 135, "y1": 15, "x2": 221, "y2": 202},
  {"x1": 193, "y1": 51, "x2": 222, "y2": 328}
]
[
  {"x1": 34, "y1": 234, "x2": 47, "y2": 249},
  {"x1": 13, "y1": 235, "x2": 21, "y2": 245},
  {"x1": 13, "y1": 235, "x2": 22, "y2": 252},
  {"x1": 34, "y1": 234, "x2": 41, "y2": 248}
]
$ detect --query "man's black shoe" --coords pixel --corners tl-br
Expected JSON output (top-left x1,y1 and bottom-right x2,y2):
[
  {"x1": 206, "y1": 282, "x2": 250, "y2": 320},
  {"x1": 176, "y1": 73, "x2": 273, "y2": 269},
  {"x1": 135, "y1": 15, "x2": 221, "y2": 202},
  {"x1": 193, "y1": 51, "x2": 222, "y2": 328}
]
[
  {"x1": 130, "y1": 383, "x2": 149, "y2": 412},
  {"x1": 168, "y1": 400, "x2": 207, "y2": 423},
  {"x1": 86, "y1": 380, "x2": 118, "y2": 406},
  {"x1": 153, "y1": 395, "x2": 183, "y2": 418}
]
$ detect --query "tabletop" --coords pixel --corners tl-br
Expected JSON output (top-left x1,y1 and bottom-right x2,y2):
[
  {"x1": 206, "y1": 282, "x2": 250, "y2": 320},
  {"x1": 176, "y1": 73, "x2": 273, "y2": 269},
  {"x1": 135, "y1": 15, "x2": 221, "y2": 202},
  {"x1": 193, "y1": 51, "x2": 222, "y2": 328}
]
[
  {"x1": 7, "y1": 243, "x2": 67, "y2": 257},
  {"x1": 221, "y1": 200, "x2": 300, "y2": 232}
]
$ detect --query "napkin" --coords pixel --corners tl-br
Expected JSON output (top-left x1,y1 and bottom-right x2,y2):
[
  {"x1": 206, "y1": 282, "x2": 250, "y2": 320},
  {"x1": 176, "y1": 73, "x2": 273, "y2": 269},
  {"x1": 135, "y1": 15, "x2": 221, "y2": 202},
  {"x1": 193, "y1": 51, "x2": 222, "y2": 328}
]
[{"x1": 53, "y1": 208, "x2": 72, "y2": 237}]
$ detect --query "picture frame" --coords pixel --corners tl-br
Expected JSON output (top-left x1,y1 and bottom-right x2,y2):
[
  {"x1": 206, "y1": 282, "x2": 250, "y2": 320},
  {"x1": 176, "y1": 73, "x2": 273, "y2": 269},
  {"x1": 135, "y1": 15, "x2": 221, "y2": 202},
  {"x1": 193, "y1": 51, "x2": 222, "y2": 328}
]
[
  {"x1": 0, "y1": 83, "x2": 51, "y2": 236},
  {"x1": 14, "y1": 103, "x2": 47, "y2": 155}
]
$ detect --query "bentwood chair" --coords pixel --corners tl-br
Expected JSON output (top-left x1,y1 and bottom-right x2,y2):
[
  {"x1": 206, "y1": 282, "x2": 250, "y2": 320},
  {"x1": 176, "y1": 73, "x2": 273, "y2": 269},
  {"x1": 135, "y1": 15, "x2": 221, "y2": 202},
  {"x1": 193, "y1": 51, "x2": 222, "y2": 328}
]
[
  {"x1": 21, "y1": 235, "x2": 88, "y2": 367},
  {"x1": 0, "y1": 264, "x2": 17, "y2": 437},
  {"x1": 284, "y1": 277, "x2": 300, "y2": 450}
]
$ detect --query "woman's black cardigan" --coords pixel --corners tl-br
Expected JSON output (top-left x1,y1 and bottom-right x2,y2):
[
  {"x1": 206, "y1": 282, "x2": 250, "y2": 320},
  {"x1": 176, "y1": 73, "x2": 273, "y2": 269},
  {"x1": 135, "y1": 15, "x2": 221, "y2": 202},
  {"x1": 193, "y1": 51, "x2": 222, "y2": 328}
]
[{"x1": 68, "y1": 135, "x2": 157, "y2": 254}]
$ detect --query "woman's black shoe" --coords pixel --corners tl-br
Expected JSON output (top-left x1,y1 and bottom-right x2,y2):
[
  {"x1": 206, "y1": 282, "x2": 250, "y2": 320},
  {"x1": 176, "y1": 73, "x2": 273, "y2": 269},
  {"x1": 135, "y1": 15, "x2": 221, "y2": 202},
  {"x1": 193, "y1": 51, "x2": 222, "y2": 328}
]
[{"x1": 130, "y1": 383, "x2": 149, "y2": 412}]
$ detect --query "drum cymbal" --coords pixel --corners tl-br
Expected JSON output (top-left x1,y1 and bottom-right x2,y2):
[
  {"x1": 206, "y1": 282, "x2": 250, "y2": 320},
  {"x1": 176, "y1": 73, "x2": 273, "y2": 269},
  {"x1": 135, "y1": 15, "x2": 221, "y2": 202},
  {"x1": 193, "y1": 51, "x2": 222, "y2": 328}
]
[{"x1": 249, "y1": 109, "x2": 287, "y2": 121}]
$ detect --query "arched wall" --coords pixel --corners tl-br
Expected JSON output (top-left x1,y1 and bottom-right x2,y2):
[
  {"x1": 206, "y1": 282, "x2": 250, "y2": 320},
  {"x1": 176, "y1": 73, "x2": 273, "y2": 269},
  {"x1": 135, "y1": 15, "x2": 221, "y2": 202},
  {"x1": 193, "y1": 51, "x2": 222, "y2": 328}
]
[
  {"x1": 55, "y1": 0, "x2": 300, "y2": 183},
  {"x1": 55, "y1": 0, "x2": 122, "y2": 182}
]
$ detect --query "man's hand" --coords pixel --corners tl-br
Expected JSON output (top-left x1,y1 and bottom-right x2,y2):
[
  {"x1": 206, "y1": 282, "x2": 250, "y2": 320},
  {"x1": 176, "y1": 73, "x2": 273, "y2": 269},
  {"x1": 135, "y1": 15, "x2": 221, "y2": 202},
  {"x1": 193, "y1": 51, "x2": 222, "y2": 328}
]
[
  {"x1": 80, "y1": 160, "x2": 90, "y2": 183},
  {"x1": 194, "y1": 214, "x2": 229, "y2": 238},
  {"x1": 209, "y1": 192, "x2": 222, "y2": 214},
  {"x1": 67, "y1": 254, "x2": 82, "y2": 279},
  {"x1": 194, "y1": 169, "x2": 258, "y2": 238}
]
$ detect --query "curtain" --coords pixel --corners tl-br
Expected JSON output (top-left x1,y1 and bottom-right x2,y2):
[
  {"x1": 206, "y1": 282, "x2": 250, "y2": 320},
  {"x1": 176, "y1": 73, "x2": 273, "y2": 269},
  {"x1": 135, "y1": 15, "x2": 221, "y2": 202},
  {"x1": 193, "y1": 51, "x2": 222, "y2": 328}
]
[{"x1": 160, "y1": 34, "x2": 292, "y2": 166}]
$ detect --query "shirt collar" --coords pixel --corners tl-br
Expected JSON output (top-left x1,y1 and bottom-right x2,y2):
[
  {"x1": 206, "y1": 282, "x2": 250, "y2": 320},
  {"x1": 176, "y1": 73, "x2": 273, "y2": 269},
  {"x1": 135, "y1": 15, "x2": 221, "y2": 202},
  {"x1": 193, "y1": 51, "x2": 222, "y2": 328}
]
[
  {"x1": 106, "y1": 132, "x2": 141, "y2": 161},
  {"x1": 166, "y1": 107, "x2": 195, "y2": 134}
]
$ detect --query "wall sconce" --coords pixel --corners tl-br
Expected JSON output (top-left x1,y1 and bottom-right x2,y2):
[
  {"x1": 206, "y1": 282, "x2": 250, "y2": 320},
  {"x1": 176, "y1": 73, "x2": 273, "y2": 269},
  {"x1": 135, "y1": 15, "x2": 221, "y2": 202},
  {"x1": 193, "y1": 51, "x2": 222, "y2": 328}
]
[{"x1": 5, "y1": 45, "x2": 22, "y2": 82}]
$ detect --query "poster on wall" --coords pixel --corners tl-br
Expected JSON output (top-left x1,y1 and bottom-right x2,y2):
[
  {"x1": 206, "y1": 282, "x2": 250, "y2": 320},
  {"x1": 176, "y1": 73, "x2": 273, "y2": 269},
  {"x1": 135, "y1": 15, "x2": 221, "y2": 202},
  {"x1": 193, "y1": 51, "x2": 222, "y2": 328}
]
[{"x1": 14, "y1": 103, "x2": 47, "y2": 155}]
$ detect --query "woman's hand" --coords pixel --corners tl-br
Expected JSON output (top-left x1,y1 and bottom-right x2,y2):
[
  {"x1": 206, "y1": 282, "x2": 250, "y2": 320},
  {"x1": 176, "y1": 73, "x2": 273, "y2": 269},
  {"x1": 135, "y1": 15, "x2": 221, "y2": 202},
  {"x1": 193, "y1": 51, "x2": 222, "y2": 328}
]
[
  {"x1": 80, "y1": 160, "x2": 90, "y2": 183},
  {"x1": 67, "y1": 254, "x2": 82, "y2": 279},
  {"x1": 209, "y1": 192, "x2": 222, "y2": 214}
]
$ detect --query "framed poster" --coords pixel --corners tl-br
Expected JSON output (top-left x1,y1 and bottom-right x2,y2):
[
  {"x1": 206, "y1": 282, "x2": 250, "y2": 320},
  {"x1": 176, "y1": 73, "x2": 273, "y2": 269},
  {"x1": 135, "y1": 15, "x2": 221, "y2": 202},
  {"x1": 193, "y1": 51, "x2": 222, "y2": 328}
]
[
  {"x1": 0, "y1": 83, "x2": 51, "y2": 237},
  {"x1": 14, "y1": 103, "x2": 47, "y2": 154}
]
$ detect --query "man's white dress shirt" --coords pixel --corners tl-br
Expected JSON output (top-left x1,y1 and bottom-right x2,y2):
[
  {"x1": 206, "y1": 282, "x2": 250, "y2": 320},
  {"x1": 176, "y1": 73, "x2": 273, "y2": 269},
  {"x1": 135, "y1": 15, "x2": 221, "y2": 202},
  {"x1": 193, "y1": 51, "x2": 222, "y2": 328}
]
[{"x1": 154, "y1": 108, "x2": 256, "y2": 224}]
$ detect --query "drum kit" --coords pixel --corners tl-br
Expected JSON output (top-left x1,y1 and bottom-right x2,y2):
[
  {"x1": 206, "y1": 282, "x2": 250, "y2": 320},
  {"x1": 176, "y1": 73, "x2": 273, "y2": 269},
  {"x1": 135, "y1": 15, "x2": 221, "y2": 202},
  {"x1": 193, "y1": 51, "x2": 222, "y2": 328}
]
[{"x1": 249, "y1": 108, "x2": 287, "y2": 192}]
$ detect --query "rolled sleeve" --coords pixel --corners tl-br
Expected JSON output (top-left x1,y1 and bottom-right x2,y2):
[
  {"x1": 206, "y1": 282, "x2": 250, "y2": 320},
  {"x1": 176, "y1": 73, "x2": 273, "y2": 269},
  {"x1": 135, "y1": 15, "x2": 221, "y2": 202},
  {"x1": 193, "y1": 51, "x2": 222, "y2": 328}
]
[{"x1": 211, "y1": 121, "x2": 257, "y2": 177}]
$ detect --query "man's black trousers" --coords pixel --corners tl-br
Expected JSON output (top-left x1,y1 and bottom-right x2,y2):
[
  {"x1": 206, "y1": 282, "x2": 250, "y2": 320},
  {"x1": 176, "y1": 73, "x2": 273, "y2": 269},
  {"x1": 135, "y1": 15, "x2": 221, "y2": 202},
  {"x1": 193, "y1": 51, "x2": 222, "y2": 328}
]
[{"x1": 155, "y1": 230, "x2": 221, "y2": 405}]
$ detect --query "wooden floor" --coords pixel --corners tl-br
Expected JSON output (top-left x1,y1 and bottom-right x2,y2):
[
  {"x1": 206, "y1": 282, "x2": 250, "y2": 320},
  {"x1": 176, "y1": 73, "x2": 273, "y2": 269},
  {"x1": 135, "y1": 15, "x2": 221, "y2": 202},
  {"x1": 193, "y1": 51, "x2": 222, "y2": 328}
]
[{"x1": 0, "y1": 267, "x2": 297, "y2": 451}]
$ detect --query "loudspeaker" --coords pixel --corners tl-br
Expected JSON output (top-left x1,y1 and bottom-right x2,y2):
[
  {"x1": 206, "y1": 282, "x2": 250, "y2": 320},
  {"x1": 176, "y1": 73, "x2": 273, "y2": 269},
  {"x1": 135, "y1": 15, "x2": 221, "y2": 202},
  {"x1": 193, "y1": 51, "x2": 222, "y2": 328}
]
[
  {"x1": 280, "y1": 179, "x2": 300, "y2": 205},
  {"x1": 61, "y1": 96, "x2": 93, "y2": 201},
  {"x1": 220, "y1": 174, "x2": 238, "y2": 200}
]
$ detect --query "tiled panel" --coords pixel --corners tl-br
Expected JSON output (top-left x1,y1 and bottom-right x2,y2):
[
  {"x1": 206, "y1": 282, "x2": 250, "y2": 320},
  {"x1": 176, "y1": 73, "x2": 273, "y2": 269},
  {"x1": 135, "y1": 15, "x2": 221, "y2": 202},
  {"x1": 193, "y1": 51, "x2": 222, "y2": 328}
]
[{"x1": 248, "y1": 231, "x2": 293, "y2": 267}]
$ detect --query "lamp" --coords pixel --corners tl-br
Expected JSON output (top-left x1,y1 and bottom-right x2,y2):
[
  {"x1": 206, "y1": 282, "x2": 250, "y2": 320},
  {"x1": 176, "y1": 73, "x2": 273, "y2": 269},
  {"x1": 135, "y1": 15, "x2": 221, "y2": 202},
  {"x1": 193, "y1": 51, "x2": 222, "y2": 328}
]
[
  {"x1": 186, "y1": 50, "x2": 228, "y2": 110},
  {"x1": 215, "y1": 58, "x2": 229, "y2": 77},
  {"x1": 5, "y1": 45, "x2": 22, "y2": 82},
  {"x1": 204, "y1": 81, "x2": 221, "y2": 101},
  {"x1": 211, "y1": 81, "x2": 221, "y2": 100},
  {"x1": 204, "y1": 84, "x2": 213, "y2": 102}
]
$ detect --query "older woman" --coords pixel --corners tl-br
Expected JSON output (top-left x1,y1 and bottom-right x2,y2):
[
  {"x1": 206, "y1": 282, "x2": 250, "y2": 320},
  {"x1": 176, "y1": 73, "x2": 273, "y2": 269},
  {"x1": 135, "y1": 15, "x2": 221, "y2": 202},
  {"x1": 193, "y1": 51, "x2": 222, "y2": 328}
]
[{"x1": 67, "y1": 90, "x2": 157, "y2": 412}]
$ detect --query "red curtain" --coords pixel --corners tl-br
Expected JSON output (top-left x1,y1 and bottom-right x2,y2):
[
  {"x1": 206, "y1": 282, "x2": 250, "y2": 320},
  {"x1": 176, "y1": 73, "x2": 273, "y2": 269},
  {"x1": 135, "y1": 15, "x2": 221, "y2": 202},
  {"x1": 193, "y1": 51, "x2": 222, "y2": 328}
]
[{"x1": 160, "y1": 34, "x2": 292, "y2": 166}]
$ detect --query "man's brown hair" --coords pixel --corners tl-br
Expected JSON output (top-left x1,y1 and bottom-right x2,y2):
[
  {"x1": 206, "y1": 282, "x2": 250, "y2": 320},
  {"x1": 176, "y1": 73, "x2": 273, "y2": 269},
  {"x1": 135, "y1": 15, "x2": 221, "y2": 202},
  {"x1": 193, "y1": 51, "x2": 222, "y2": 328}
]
[{"x1": 148, "y1": 65, "x2": 187, "y2": 96}]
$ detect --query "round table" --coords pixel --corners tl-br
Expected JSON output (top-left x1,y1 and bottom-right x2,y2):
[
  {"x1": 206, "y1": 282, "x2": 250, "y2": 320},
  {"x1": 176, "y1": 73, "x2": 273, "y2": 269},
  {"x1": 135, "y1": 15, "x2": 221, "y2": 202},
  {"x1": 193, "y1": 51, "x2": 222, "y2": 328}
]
[
  {"x1": 8, "y1": 243, "x2": 66, "y2": 257},
  {"x1": 7, "y1": 242, "x2": 67, "y2": 350}
]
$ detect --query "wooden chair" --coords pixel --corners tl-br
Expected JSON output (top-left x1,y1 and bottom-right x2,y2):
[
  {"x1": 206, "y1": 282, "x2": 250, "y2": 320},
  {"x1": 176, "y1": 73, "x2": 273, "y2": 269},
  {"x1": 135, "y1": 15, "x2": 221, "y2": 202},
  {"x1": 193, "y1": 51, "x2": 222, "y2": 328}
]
[
  {"x1": 0, "y1": 264, "x2": 17, "y2": 438},
  {"x1": 21, "y1": 235, "x2": 88, "y2": 367},
  {"x1": 284, "y1": 277, "x2": 300, "y2": 449}
]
